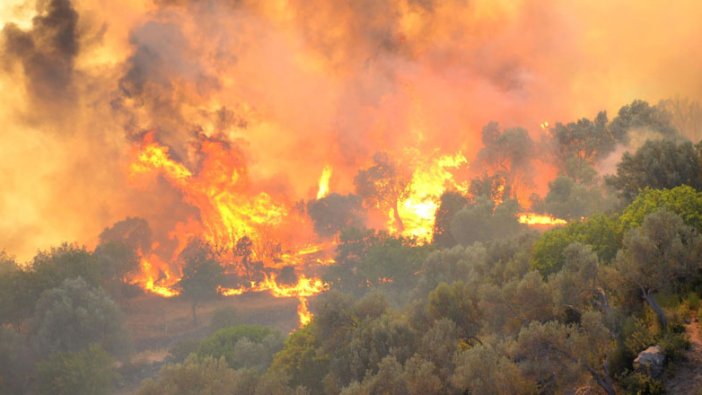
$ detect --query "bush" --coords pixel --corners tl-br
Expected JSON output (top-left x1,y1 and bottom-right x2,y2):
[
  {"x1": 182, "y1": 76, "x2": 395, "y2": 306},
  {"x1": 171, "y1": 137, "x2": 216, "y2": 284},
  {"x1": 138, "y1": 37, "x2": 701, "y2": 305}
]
[
  {"x1": 197, "y1": 325, "x2": 283, "y2": 370},
  {"x1": 660, "y1": 331, "x2": 690, "y2": 363},
  {"x1": 688, "y1": 292, "x2": 700, "y2": 311},
  {"x1": 618, "y1": 371, "x2": 664, "y2": 395},
  {"x1": 35, "y1": 345, "x2": 117, "y2": 395}
]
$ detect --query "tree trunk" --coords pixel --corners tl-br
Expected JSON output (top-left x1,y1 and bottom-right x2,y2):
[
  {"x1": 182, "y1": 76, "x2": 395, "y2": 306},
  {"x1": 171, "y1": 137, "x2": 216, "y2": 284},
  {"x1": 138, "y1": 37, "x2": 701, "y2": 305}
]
[
  {"x1": 393, "y1": 202, "x2": 404, "y2": 233},
  {"x1": 644, "y1": 291, "x2": 667, "y2": 330},
  {"x1": 585, "y1": 364, "x2": 617, "y2": 395}
]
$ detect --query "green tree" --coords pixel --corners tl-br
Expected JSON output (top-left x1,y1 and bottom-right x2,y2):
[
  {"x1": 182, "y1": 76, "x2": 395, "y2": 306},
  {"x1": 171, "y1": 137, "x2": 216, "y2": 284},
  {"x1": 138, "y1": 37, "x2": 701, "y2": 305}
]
[
  {"x1": 614, "y1": 209, "x2": 702, "y2": 329},
  {"x1": 514, "y1": 312, "x2": 617, "y2": 395},
  {"x1": 606, "y1": 139, "x2": 701, "y2": 202},
  {"x1": 197, "y1": 325, "x2": 283, "y2": 370},
  {"x1": 138, "y1": 355, "x2": 257, "y2": 395},
  {"x1": 450, "y1": 197, "x2": 522, "y2": 245},
  {"x1": 30, "y1": 277, "x2": 129, "y2": 356},
  {"x1": 176, "y1": 240, "x2": 224, "y2": 325},
  {"x1": 35, "y1": 345, "x2": 116, "y2": 395},
  {"x1": 432, "y1": 191, "x2": 468, "y2": 248},
  {"x1": 270, "y1": 324, "x2": 328, "y2": 393},
  {"x1": 0, "y1": 327, "x2": 32, "y2": 395},
  {"x1": 619, "y1": 185, "x2": 702, "y2": 232},
  {"x1": 533, "y1": 176, "x2": 609, "y2": 220},
  {"x1": 531, "y1": 214, "x2": 620, "y2": 275},
  {"x1": 452, "y1": 342, "x2": 535, "y2": 394},
  {"x1": 427, "y1": 281, "x2": 482, "y2": 343}
]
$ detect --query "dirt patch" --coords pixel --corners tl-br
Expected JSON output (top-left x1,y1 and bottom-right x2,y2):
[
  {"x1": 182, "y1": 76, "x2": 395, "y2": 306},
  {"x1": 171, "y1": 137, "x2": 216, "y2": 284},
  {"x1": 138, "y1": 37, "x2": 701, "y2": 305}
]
[{"x1": 664, "y1": 317, "x2": 702, "y2": 394}]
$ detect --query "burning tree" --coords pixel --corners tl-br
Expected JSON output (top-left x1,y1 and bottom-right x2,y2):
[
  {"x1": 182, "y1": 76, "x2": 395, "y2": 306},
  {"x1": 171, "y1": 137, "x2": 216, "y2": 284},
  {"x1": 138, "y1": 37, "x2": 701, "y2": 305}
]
[{"x1": 355, "y1": 152, "x2": 409, "y2": 233}]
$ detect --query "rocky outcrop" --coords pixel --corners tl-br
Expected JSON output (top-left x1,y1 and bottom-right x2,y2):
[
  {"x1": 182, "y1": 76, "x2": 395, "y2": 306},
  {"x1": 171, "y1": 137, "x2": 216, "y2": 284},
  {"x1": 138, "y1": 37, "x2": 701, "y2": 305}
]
[{"x1": 634, "y1": 345, "x2": 666, "y2": 378}]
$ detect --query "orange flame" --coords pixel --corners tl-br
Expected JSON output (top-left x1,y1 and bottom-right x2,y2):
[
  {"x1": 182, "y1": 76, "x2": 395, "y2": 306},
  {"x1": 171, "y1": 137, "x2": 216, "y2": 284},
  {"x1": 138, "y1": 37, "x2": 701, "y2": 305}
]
[
  {"x1": 389, "y1": 153, "x2": 468, "y2": 241},
  {"x1": 316, "y1": 165, "x2": 333, "y2": 200},
  {"x1": 220, "y1": 273, "x2": 328, "y2": 326},
  {"x1": 518, "y1": 212, "x2": 567, "y2": 226}
]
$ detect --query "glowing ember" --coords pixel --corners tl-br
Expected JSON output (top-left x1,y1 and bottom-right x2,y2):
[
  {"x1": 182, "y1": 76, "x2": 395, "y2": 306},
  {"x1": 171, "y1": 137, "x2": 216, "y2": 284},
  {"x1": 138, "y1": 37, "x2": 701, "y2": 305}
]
[
  {"x1": 316, "y1": 165, "x2": 333, "y2": 200},
  {"x1": 518, "y1": 212, "x2": 567, "y2": 226}
]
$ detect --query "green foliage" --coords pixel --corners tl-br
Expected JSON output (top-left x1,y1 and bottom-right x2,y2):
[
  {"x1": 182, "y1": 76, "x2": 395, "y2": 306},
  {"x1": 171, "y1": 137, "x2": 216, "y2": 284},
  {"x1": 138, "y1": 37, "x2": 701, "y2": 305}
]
[
  {"x1": 607, "y1": 139, "x2": 701, "y2": 202},
  {"x1": 271, "y1": 324, "x2": 328, "y2": 393},
  {"x1": 452, "y1": 343, "x2": 535, "y2": 394},
  {"x1": 0, "y1": 327, "x2": 31, "y2": 395},
  {"x1": 615, "y1": 209, "x2": 702, "y2": 329},
  {"x1": 532, "y1": 176, "x2": 610, "y2": 220},
  {"x1": 687, "y1": 292, "x2": 701, "y2": 311},
  {"x1": 197, "y1": 325, "x2": 283, "y2": 370},
  {"x1": 325, "y1": 229, "x2": 429, "y2": 297},
  {"x1": 138, "y1": 355, "x2": 257, "y2": 395},
  {"x1": 30, "y1": 277, "x2": 129, "y2": 357},
  {"x1": 35, "y1": 345, "x2": 116, "y2": 395},
  {"x1": 618, "y1": 371, "x2": 664, "y2": 395},
  {"x1": 428, "y1": 282, "x2": 482, "y2": 340},
  {"x1": 659, "y1": 331, "x2": 690, "y2": 363},
  {"x1": 450, "y1": 197, "x2": 523, "y2": 245},
  {"x1": 432, "y1": 191, "x2": 469, "y2": 248},
  {"x1": 531, "y1": 213, "x2": 620, "y2": 275},
  {"x1": 620, "y1": 185, "x2": 702, "y2": 232},
  {"x1": 176, "y1": 240, "x2": 224, "y2": 323}
]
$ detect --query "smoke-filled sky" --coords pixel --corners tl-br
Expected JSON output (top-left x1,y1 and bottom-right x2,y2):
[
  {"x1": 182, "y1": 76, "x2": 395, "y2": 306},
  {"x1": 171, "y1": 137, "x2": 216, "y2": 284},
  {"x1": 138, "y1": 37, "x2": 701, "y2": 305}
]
[{"x1": 1, "y1": 0, "x2": 701, "y2": 261}]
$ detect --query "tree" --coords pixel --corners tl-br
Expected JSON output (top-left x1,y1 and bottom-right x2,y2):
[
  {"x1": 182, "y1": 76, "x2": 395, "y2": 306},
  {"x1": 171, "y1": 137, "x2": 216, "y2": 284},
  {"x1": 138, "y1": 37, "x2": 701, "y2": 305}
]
[
  {"x1": 513, "y1": 312, "x2": 617, "y2": 395},
  {"x1": 0, "y1": 327, "x2": 32, "y2": 395},
  {"x1": 532, "y1": 176, "x2": 609, "y2": 220},
  {"x1": 619, "y1": 185, "x2": 702, "y2": 232},
  {"x1": 427, "y1": 281, "x2": 482, "y2": 343},
  {"x1": 307, "y1": 193, "x2": 365, "y2": 237},
  {"x1": 270, "y1": 324, "x2": 328, "y2": 393},
  {"x1": 614, "y1": 210, "x2": 702, "y2": 329},
  {"x1": 450, "y1": 197, "x2": 522, "y2": 245},
  {"x1": 176, "y1": 240, "x2": 224, "y2": 325},
  {"x1": 531, "y1": 214, "x2": 621, "y2": 275},
  {"x1": 197, "y1": 325, "x2": 283, "y2": 370},
  {"x1": 452, "y1": 343, "x2": 534, "y2": 394},
  {"x1": 548, "y1": 111, "x2": 615, "y2": 181},
  {"x1": 354, "y1": 152, "x2": 409, "y2": 232},
  {"x1": 138, "y1": 355, "x2": 257, "y2": 395},
  {"x1": 609, "y1": 100, "x2": 678, "y2": 141},
  {"x1": 432, "y1": 191, "x2": 468, "y2": 248},
  {"x1": 606, "y1": 139, "x2": 701, "y2": 202},
  {"x1": 30, "y1": 277, "x2": 129, "y2": 357},
  {"x1": 35, "y1": 345, "x2": 116, "y2": 395}
]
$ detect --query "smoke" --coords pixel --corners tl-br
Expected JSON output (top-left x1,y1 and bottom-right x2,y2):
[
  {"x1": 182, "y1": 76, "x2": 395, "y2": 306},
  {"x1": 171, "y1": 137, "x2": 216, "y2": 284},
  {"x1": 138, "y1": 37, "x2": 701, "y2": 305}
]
[{"x1": 1, "y1": 0, "x2": 702, "y2": 260}]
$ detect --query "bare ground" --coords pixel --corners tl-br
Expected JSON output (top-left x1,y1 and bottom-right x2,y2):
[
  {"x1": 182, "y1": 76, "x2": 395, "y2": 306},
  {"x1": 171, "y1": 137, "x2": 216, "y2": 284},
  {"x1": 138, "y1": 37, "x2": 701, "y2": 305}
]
[
  {"x1": 115, "y1": 292, "x2": 303, "y2": 394},
  {"x1": 665, "y1": 316, "x2": 702, "y2": 394}
]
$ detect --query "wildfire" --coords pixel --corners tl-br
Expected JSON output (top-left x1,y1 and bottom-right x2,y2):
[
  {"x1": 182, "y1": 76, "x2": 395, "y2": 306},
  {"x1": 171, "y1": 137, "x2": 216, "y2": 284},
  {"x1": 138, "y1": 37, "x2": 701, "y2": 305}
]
[
  {"x1": 129, "y1": 253, "x2": 180, "y2": 298},
  {"x1": 389, "y1": 153, "x2": 469, "y2": 242},
  {"x1": 316, "y1": 165, "x2": 333, "y2": 199},
  {"x1": 220, "y1": 273, "x2": 328, "y2": 326},
  {"x1": 128, "y1": 132, "x2": 330, "y2": 326},
  {"x1": 518, "y1": 212, "x2": 567, "y2": 226},
  {"x1": 130, "y1": 132, "x2": 288, "y2": 254}
]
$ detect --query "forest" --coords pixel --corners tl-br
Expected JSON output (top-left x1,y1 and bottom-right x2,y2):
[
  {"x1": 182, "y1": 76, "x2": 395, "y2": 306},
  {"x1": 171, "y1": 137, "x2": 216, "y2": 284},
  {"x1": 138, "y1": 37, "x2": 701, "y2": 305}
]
[
  {"x1": 3, "y1": 0, "x2": 702, "y2": 394},
  {"x1": 2, "y1": 99, "x2": 702, "y2": 394}
]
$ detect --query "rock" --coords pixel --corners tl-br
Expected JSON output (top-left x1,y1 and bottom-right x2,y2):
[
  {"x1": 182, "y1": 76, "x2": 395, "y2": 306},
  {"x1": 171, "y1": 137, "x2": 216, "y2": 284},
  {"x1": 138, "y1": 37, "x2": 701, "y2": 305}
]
[{"x1": 634, "y1": 345, "x2": 666, "y2": 378}]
